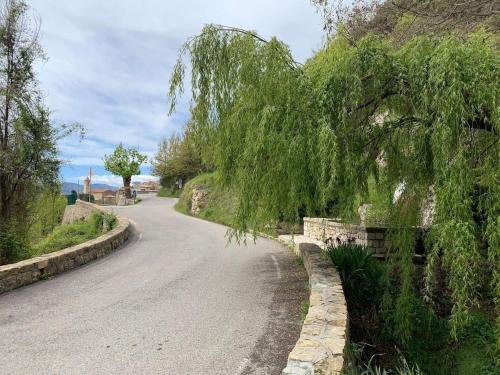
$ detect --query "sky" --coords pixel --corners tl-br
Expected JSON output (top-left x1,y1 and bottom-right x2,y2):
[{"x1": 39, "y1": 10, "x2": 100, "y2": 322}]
[{"x1": 30, "y1": 0, "x2": 325, "y2": 186}]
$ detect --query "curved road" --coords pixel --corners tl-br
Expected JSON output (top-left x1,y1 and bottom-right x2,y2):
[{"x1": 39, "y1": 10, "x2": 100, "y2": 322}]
[{"x1": 0, "y1": 195, "x2": 307, "y2": 375}]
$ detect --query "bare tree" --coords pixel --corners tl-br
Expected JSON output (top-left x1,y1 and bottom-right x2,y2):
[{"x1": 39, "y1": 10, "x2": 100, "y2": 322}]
[{"x1": 311, "y1": 0, "x2": 499, "y2": 41}]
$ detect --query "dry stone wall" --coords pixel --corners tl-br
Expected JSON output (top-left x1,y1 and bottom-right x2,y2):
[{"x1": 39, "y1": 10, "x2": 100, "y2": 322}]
[
  {"x1": 304, "y1": 217, "x2": 390, "y2": 256},
  {"x1": 0, "y1": 201, "x2": 130, "y2": 294},
  {"x1": 191, "y1": 185, "x2": 208, "y2": 215},
  {"x1": 279, "y1": 236, "x2": 348, "y2": 375}
]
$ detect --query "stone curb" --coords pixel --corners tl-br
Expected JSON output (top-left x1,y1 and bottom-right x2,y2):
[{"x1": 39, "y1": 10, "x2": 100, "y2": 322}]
[
  {"x1": 0, "y1": 201, "x2": 130, "y2": 294},
  {"x1": 279, "y1": 235, "x2": 348, "y2": 375}
]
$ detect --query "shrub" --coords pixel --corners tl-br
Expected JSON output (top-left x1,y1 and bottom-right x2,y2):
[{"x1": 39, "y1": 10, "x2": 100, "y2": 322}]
[
  {"x1": 103, "y1": 212, "x2": 117, "y2": 231},
  {"x1": 327, "y1": 244, "x2": 386, "y2": 314}
]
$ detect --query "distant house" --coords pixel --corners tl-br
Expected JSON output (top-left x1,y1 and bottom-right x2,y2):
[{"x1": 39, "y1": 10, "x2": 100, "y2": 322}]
[
  {"x1": 91, "y1": 189, "x2": 117, "y2": 205},
  {"x1": 135, "y1": 181, "x2": 160, "y2": 193}
]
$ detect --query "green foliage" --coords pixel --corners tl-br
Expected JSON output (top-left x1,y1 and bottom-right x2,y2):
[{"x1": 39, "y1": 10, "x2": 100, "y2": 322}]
[
  {"x1": 327, "y1": 244, "x2": 386, "y2": 313},
  {"x1": 301, "y1": 301, "x2": 310, "y2": 322},
  {"x1": 30, "y1": 212, "x2": 116, "y2": 257},
  {"x1": 152, "y1": 123, "x2": 206, "y2": 189},
  {"x1": 28, "y1": 189, "x2": 67, "y2": 244},
  {"x1": 175, "y1": 172, "x2": 236, "y2": 226},
  {"x1": 331, "y1": 244, "x2": 497, "y2": 374},
  {"x1": 157, "y1": 187, "x2": 181, "y2": 198},
  {"x1": 343, "y1": 344, "x2": 422, "y2": 375},
  {"x1": 168, "y1": 23, "x2": 499, "y2": 341},
  {"x1": 102, "y1": 212, "x2": 117, "y2": 231},
  {"x1": 0, "y1": 1, "x2": 74, "y2": 263},
  {"x1": 103, "y1": 143, "x2": 147, "y2": 180}
]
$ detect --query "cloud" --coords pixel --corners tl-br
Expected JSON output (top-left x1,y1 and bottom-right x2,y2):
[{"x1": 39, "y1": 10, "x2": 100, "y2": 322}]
[{"x1": 29, "y1": 0, "x2": 324, "y2": 181}]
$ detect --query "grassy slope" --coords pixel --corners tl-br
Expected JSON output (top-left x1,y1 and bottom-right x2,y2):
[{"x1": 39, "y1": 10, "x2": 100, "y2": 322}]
[
  {"x1": 157, "y1": 187, "x2": 181, "y2": 198},
  {"x1": 175, "y1": 172, "x2": 236, "y2": 227},
  {"x1": 29, "y1": 213, "x2": 115, "y2": 257}
]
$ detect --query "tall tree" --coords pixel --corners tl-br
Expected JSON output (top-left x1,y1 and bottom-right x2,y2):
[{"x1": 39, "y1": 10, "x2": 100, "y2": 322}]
[
  {"x1": 0, "y1": 0, "x2": 63, "y2": 263},
  {"x1": 103, "y1": 143, "x2": 147, "y2": 197},
  {"x1": 152, "y1": 123, "x2": 205, "y2": 188},
  {"x1": 168, "y1": 21, "x2": 499, "y2": 343}
]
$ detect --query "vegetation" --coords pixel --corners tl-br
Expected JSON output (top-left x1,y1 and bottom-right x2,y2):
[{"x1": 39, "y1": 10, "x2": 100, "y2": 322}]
[
  {"x1": 157, "y1": 187, "x2": 181, "y2": 198},
  {"x1": 103, "y1": 143, "x2": 147, "y2": 198},
  {"x1": 28, "y1": 189, "x2": 67, "y2": 246},
  {"x1": 167, "y1": 0, "x2": 499, "y2": 371},
  {"x1": 329, "y1": 244, "x2": 498, "y2": 374},
  {"x1": 30, "y1": 212, "x2": 117, "y2": 257},
  {"x1": 152, "y1": 122, "x2": 206, "y2": 193},
  {"x1": 175, "y1": 173, "x2": 236, "y2": 227},
  {"x1": 169, "y1": 0, "x2": 500, "y2": 373},
  {"x1": 0, "y1": 0, "x2": 81, "y2": 264}
]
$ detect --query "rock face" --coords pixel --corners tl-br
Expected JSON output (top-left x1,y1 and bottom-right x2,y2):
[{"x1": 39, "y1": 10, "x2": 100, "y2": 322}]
[{"x1": 191, "y1": 185, "x2": 208, "y2": 215}]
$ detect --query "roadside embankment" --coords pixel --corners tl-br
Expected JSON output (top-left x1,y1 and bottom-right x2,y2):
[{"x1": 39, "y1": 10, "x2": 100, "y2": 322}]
[{"x1": 0, "y1": 200, "x2": 130, "y2": 294}]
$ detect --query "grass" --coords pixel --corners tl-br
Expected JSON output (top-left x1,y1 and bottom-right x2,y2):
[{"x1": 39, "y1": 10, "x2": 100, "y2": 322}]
[
  {"x1": 301, "y1": 301, "x2": 310, "y2": 322},
  {"x1": 328, "y1": 244, "x2": 498, "y2": 375},
  {"x1": 175, "y1": 172, "x2": 236, "y2": 226},
  {"x1": 157, "y1": 187, "x2": 181, "y2": 198},
  {"x1": 29, "y1": 212, "x2": 117, "y2": 257}
]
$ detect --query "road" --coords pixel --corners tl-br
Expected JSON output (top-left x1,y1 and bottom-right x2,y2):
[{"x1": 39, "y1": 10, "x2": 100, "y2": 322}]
[{"x1": 0, "y1": 194, "x2": 307, "y2": 375}]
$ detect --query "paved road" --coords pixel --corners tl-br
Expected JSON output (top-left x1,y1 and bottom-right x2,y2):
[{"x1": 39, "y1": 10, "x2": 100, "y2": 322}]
[{"x1": 0, "y1": 195, "x2": 307, "y2": 375}]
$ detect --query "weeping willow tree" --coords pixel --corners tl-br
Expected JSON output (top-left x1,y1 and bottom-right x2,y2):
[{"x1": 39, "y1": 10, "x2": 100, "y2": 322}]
[{"x1": 168, "y1": 24, "x2": 499, "y2": 343}]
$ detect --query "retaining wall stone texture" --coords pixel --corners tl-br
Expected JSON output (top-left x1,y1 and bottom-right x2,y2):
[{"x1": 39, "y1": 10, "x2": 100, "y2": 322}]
[
  {"x1": 304, "y1": 217, "x2": 391, "y2": 256},
  {"x1": 0, "y1": 201, "x2": 130, "y2": 294},
  {"x1": 191, "y1": 185, "x2": 208, "y2": 215},
  {"x1": 62, "y1": 199, "x2": 99, "y2": 224},
  {"x1": 280, "y1": 236, "x2": 348, "y2": 375}
]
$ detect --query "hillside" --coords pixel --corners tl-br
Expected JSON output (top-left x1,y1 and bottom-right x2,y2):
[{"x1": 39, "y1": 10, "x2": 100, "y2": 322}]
[{"x1": 175, "y1": 173, "x2": 236, "y2": 227}]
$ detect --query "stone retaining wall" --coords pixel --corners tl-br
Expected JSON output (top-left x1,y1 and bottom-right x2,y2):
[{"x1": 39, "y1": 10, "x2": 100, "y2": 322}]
[
  {"x1": 62, "y1": 199, "x2": 100, "y2": 224},
  {"x1": 0, "y1": 201, "x2": 130, "y2": 294},
  {"x1": 191, "y1": 185, "x2": 208, "y2": 215},
  {"x1": 280, "y1": 236, "x2": 348, "y2": 375},
  {"x1": 304, "y1": 217, "x2": 390, "y2": 256}
]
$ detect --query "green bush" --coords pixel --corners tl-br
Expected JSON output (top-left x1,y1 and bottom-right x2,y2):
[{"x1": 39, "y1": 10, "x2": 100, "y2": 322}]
[
  {"x1": 327, "y1": 244, "x2": 386, "y2": 314},
  {"x1": 103, "y1": 212, "x2": 117, "y2": 231}
]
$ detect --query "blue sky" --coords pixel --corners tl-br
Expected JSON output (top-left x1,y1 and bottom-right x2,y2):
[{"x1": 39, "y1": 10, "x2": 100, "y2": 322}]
[{"x1": 30, "y1": 0, "x2": 324, "y2": 186}]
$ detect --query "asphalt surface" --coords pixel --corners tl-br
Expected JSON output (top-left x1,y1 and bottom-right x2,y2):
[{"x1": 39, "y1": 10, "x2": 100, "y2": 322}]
[{"x1": 0, "y1": 194, "x2": 307, "y2": 375}]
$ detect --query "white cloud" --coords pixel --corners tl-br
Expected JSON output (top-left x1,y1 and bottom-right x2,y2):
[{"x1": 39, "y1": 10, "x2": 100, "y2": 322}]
[{"x1": 29, "y1": 0, "x2": 324, "y2": 178}]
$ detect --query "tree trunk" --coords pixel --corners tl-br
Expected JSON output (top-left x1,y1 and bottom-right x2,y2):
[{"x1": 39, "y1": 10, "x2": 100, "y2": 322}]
[{"x1": 123, "y1": 176, "x2": 132, "y2": 198}]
